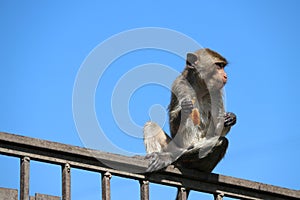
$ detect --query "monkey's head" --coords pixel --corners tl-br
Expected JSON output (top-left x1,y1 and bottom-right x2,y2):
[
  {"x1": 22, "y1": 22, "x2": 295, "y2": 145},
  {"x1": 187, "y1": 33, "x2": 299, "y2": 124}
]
[{"x1": 186, "y1": 48, "x2": 228, "y2": 91}]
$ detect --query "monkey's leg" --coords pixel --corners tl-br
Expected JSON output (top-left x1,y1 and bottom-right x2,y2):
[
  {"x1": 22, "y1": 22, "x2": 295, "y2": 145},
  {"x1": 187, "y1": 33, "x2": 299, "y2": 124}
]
[
  {"x1": 176, "y1": 137, "x2": 229, "y2": 172},
  {"x1": 144, "y1": 122, "x2": 188, "y2": 172},
  {"x1": 143, "y1": 122, "x2": 171, "y2": 154},
  {"x1": 143, "y1": 122, "x2": 175, "y2": 172},
  {"x1": 144, "y1": 101, "x2": 201, "y2": 173}
]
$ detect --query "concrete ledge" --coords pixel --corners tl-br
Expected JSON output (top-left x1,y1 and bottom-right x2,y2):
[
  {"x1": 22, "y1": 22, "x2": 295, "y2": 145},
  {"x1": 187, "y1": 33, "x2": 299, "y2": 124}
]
[{"x1": 0, "y1": 187, "x2": 18, "y2": 200}]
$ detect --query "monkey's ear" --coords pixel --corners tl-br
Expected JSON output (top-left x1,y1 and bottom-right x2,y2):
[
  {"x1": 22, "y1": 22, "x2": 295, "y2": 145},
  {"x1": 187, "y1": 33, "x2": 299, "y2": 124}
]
[{"x1": 186, "y1": 53, "x2": 198, "y2": 68}]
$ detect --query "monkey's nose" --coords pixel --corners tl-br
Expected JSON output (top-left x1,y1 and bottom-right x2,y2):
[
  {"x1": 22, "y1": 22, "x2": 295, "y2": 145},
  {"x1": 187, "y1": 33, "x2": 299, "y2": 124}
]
[{"x1": 223, "y1": 75, "x2": 228, "y2": 83}]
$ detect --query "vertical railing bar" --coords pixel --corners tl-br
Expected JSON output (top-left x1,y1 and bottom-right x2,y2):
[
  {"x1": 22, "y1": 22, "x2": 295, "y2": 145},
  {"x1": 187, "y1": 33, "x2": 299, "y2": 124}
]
[
  {"x1": 20, "y1": 156, "x2": 30, "y2": 200},
  {"x1": 102, "y1": 171, "x2": 112, "y2": 200},
  {"x1": 139, "y1": 180, "x2": 149, "y2": 200},
  {"x1": 62, "y1": 163, "x2": 71, "y2": 200},
  {"x1": 176, "y1": 187, "x2": 187, "y2": 200},
  {"x1": 214, "y1": 192, "x2": 224, "y2": 200}
]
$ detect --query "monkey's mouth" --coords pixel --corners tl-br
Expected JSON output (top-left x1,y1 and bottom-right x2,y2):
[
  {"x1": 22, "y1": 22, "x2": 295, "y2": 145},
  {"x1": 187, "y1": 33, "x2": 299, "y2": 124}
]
[{"x1": 217, "y1": 81, "x2": 226, "y2": 90}]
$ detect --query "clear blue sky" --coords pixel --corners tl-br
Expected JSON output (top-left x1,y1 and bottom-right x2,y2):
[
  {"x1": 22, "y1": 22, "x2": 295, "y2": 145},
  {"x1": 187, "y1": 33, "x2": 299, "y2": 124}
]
[{"x1": 1, "y1": 1, "x2": 300, "y2": 199}]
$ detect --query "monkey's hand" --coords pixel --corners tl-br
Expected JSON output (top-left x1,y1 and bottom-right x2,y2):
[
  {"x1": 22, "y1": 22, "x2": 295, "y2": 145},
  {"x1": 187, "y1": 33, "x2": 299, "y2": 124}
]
[
  {"x1": 181, "y1": 99, "x2": 194, "y2": 115},
  {"x1": 224, "y1": 112, "x2": 237, "y2": 127},
  {"x1": 145, "y1": 152, "x2": 173, "y2": 172},
  {"x1": 181, "y1": 99, "x2": 200, "y2": 125}
]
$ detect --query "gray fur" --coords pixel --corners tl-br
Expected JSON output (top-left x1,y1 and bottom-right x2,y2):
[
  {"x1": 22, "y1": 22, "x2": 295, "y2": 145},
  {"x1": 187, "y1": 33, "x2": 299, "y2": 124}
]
[{"x1": 143, "y1": 48, "x2": 236, "y2": 174}]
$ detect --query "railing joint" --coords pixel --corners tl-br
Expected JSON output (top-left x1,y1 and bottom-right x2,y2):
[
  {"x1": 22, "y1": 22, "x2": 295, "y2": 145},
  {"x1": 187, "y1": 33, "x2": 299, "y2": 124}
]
[
  {"x1": 62, "y1": 163, "x2": 71, "y2": 200},
  {"x1": 20, "y1": 156, "x2": 30, "y2": 200},
  {"x1": 140, "y1": 179, "x2": 149, "y2": 200},
  {"x1": 102, "y1": 171, "x2": 112, "y2": 200}
]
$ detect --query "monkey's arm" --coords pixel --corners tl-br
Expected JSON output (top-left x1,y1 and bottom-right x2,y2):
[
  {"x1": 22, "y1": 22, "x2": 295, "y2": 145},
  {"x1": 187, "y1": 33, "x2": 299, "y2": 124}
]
[
  {"x1": 169, "y1": 77, "x2": 196, "y2": 117},
  {"x1": 169, "y1": 78, "x2": 199, "y2": 137}
]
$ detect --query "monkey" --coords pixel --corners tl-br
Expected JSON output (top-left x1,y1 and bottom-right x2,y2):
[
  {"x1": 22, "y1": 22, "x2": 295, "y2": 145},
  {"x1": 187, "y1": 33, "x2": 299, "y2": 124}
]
[{"x1": 143, "y1": 48, "x2": 236, "y2": 173}]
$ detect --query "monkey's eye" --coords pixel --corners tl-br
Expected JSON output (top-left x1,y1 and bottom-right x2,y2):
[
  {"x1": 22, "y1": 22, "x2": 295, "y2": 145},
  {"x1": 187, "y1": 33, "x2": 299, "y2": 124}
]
[{"x1": 215, "y1": 62, "x2": 226, "y2": 69}]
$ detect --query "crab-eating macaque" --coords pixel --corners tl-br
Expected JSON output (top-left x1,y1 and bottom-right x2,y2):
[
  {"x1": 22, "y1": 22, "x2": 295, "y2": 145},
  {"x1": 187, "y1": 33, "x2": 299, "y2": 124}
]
[{"x1": 143, "y1": 48, "x2": 236, "y2": 173}]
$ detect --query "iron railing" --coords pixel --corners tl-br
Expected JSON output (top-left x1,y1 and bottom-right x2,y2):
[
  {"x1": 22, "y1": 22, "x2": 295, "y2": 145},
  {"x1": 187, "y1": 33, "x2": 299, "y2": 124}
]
[{"x1": 0, "y1": 132, "x2": 299, "y2": 200}]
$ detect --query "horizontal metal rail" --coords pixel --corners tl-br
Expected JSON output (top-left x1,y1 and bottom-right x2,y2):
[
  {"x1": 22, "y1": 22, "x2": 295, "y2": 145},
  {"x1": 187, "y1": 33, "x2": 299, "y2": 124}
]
[{"x1": 0, "y1": 132, "x2": 299, "y2": 200}]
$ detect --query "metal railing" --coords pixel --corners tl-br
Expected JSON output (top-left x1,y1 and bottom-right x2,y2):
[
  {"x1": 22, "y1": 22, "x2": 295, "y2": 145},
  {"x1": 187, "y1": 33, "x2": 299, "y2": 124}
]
[{"x1": 0, "y1": 132, "x2": 299, "y2": 200}]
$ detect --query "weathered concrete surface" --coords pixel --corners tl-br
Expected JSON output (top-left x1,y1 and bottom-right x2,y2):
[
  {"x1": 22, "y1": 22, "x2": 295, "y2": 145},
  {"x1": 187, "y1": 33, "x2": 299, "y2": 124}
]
[
  {"x1": 34, "y1": 193, "x2": 60, "y2": 200},
  {"x1": 0, "y1": 187, "x2": 18, "y2": 200}
]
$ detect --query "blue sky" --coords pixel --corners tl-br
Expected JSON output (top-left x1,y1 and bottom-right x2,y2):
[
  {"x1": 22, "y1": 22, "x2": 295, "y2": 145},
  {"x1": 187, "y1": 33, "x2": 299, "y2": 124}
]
[{"x1": 1, "y1": 1, "x2": 300, "y2": 199}]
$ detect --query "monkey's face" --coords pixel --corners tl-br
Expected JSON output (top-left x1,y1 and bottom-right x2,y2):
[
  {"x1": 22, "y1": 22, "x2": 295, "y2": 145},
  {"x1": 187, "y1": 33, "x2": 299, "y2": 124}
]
[
  {"x1": 213, "y1": 62, "x2": 228, "y2": 89},
  {"x1": 186, "y1": 48, "x2": 228, "y2": 91},
  {"x1": 204, "y1": 65, "x2": 227, "y2": 91}
]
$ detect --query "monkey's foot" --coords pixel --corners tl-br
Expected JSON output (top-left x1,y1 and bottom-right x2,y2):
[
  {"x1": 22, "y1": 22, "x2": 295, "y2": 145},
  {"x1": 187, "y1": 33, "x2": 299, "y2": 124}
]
[{"x1": 145, "y1": 152, "x2": 173, "y2": 172}]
